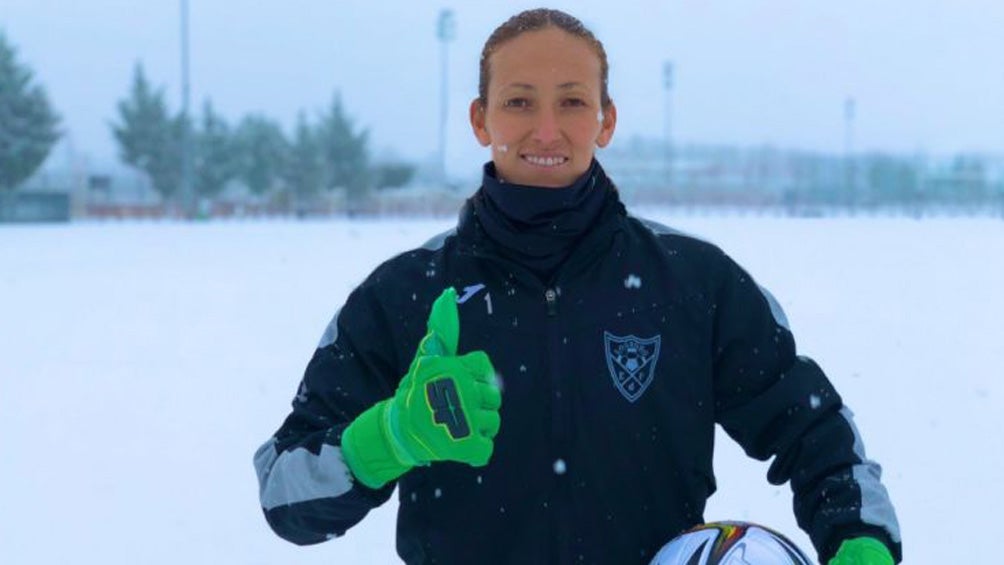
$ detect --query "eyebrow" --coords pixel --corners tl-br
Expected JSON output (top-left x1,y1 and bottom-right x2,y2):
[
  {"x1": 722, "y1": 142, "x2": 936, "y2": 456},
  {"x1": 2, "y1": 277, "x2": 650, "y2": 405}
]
[{"x1": 503, "y1": 82, "x2": 587, "y2": 90}]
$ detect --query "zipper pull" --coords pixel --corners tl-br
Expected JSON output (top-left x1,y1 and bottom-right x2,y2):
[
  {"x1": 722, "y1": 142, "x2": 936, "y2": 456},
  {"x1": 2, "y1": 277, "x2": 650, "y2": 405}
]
[{"x1": 544, "y1": 288, "x2": 558, "y2": 316}]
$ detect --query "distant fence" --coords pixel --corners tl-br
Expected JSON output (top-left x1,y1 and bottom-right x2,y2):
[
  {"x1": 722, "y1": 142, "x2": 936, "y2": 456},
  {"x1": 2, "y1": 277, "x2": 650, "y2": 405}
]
[{"x1": 0, "y1": 192, "x2": 71, "y2": 223}]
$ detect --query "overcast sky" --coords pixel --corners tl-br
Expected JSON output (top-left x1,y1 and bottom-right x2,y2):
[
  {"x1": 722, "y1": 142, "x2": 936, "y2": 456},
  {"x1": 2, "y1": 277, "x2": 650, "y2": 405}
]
[{"x1": 3, "y1": 0, "x2": 1002, "y2": 176}]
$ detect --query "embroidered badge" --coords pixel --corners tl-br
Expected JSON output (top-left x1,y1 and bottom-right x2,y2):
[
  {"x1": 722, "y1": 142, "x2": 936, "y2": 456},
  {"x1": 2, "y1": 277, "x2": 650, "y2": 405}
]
[{"x1": 604, "y1": 331, "x2": 661, "y2": 402}]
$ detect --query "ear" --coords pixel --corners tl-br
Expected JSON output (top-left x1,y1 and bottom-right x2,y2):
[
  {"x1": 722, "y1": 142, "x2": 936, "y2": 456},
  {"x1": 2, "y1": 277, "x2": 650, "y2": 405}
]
[
  {"x1": 469, "y1": 98, "x2": 491, "y2": 147},
  {"x1": 595, "y1": 102, "x2": 617, "y2": 148}
]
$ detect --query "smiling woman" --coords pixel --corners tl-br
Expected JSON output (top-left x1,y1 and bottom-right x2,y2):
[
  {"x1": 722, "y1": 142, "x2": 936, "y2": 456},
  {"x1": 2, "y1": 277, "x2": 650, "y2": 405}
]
[
  {"x1": 253, "y1": 8, "x2": 902, "y2": 565},
  {"x1": 469, "y1": 10, "x2": 616, "y2": 187}
]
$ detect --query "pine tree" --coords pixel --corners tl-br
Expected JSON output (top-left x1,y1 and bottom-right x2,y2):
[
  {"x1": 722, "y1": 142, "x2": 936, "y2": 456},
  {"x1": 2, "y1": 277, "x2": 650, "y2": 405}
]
[
  {"x1": 111, "y1": 63, "x2": 182, "y2": 200},
  {"x1": 373, "y1": 162, "x2": 416, "y2": 190},
  {"x1": 0, "y1": 31, "x2": 61, "y2": 191},
  {"x1": 233, "y1": 114, "x2": 287, "y2": 196},
  {"x1": 195, "y1": 100, "x2": 237, "y2": 199},
  {"x1": 283, "y1": 112, "x2": 324, "y2": 206},
  {"x1": 317, "y1": 93, "x2": 370, "y2": 198}
]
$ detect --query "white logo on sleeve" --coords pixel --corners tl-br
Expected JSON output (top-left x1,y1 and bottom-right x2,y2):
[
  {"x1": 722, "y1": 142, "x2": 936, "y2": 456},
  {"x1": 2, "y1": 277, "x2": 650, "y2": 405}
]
[{"x1": 456, "y1": 284, "x2": 487, "y2": 304}]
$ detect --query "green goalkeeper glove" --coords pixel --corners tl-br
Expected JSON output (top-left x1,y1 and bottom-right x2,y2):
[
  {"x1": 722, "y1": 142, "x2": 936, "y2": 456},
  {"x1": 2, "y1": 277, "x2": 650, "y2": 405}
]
[
  {"x1": 341, "y1": 287, "x2": 502, "y2": 489},
  {"x1": 829, "y1": 537, "x2": 894, "y2": 565}
]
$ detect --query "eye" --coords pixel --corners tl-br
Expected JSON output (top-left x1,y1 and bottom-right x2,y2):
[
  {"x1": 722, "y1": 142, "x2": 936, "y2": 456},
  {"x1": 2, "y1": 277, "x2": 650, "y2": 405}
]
[
  {"x1": 503, "y1": 97, "x2": 530, "y2": 109},
  {"x1": 562, "y1": 97, "x2": 588, "y2": 108}
]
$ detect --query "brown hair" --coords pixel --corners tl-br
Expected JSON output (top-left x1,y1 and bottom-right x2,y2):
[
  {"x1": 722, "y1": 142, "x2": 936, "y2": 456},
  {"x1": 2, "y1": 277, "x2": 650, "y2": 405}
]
[{"x1": 477, "y1": 8, "x2": 612, "y2": 109}]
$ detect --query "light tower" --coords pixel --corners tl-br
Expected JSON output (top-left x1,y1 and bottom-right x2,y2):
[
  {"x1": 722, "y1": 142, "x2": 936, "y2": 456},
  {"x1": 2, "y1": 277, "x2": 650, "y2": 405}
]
[
  {"x1": 844, "y1": 96, "x2": 856, "y2": 157},
  {"x1": 663, "y1": 61, "x2": 674, "y2": 187},
  {"x1": 844, "y1": 96, "x2": 856, "y2": 208},
  {"x1": 179, "y1": 0, "x2": 194, "y2": 217},
  {"x1": 437, "y1": 9, "x2": 456, "y2": 187}
]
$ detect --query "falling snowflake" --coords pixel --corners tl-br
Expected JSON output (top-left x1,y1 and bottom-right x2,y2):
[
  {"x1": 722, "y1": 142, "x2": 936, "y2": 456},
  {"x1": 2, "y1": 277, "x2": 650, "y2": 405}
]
[{"x1": 553, "y1": 459, "x2": 567, "y2": 475}]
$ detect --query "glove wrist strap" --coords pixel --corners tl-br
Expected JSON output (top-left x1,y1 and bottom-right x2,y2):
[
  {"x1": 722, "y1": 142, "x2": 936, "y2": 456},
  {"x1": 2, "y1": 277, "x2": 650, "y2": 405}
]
[
  {"x1": 383, "y1": 401, "x2": 425, "y2": 467},
  {"x1": 341, "y1": 400, "x2": 413, "y2": 489},
  {"x1": 830, "y1": 537, "x2": 895, "y2": 565}
]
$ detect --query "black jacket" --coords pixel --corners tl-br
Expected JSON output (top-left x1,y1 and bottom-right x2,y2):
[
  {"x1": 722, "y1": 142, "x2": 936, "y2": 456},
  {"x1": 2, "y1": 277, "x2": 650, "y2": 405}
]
[{"x1": 254, "y1": 163, "x2": 901, "y2": 564}]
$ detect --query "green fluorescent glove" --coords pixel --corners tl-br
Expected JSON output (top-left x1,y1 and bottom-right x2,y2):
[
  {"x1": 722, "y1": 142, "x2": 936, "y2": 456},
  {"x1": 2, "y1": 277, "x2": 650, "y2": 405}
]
[
  {"x1": 829, "y1": 537, "x2": 894, "y2": 565},
  {"x1": 342, "y1": 287, "x2": 502, "y2": 489}
]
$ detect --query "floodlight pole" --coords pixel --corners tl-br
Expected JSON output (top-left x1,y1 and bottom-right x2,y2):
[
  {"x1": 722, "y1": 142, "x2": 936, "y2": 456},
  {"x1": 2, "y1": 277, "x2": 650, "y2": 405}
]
[
  {"x1": 844, "y1": 96, "x2": 856, "y2": 208},
  {"x1": 663, "y1": 61, "x2": 674, "y2": 187},
  {"x1": 180, "y1": 0, "x2": 194, "y2": 217},
  {"x1": 437, "y1": 9, "x2": 456, "y2": 187},
  {"x1": 844, "y1": 96, "x2": 856, "y2": 157}
]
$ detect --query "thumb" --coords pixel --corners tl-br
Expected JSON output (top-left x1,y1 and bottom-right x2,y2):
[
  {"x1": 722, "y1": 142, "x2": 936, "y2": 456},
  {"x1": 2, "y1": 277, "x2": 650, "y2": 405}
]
[{"x1": 417, "y1": 287, "x2": 459, "y2": 357}]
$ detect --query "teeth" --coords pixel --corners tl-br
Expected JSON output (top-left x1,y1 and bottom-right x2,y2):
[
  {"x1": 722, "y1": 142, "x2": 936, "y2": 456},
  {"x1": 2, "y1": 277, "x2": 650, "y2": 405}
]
[{"x1": 524, "y1": 155, "x2": 567, "y2": 167}]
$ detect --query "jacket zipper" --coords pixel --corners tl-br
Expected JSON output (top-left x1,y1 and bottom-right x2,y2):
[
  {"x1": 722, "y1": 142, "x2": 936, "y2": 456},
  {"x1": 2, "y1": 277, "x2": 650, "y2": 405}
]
[
  {"x1": 543, "y1": 286, "x2": 572, "y2": 564},
  {"x1": 544, "y1": 288, "x2": 558, "y2": 316},
  {"x1": 463, "y1": 249, "x2": 569, "y2": 562}
]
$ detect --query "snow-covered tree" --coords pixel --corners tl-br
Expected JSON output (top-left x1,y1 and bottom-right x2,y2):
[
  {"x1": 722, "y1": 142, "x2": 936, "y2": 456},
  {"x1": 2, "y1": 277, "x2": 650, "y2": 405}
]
[
  {"x1": 283, "y1": 112, "x2": 324, "y2": 203},
  {"x1": 372, "y1": 162, "x2": 416, "y2": 190},
  {"x1": 195, "y1": 100, "x2": 237, "y2": 199},
  {"x1": 111, "y1": 63, "x2": 182, "y2": 200},
  {"x1": 233, "y1": 114, "x2": 287, "y2": 196},
  {"x1": 0, "y1": 31, "x2": 61, "y2": 191},
  {"x1": 317, "y1": 93, "x2": 370, "y2": 197}
]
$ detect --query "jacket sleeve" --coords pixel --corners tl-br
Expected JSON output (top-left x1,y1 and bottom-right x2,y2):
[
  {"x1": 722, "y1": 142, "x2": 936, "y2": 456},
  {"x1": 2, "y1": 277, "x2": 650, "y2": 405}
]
[
  {"x1": 253, "y1": 280, "x2": 403, "y2": 545},
  {"x1": 708, "y1": 251, "x2": 902, "y2": 563}
]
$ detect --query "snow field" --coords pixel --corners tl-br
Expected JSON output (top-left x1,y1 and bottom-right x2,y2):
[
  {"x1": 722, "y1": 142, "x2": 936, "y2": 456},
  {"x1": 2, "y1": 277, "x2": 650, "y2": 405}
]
[{"x1": 1, "y1": 214, "x2": 1001, "y2": 563}]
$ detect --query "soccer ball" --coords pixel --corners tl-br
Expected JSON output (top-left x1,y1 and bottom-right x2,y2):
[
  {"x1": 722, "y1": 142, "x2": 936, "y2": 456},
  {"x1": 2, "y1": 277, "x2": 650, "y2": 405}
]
[{"x1": 649, "y1": 521, "x2": 812, "y2": 564}]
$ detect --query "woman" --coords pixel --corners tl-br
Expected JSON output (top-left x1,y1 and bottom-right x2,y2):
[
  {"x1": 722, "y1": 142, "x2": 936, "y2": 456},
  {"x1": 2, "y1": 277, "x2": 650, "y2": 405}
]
[{"x1": 254, "y1": 9, "x2": 901, "y2": 564}]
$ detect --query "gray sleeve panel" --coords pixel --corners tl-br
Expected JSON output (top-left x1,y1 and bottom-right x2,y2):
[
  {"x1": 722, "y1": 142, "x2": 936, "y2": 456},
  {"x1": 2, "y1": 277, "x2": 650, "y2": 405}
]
[
  {"x1": 633, "y1": 216, "x2": 674, "y2": 235},
  {"x1": 317, "y1": 308, "x2": 342, "y2": 349},
  {"x1": 421, "y1": 227, "x2": 457, "y2": 251},
  {"x1": 314, "y1": 227, "x2": 454, "y2": 350},
  {"x1": 756, "y1": 284, "x2": 791, "y2": 331},
  {"x1": 840, "y1": 407, "x2": 903, "y2": 543},
  {"x1": 634, "y1": 215, "x2": 792, "y2": 331},
  {"x1": 254, "y1": 437, "x2": 355, "y2": 511},
  {"x1": 633, "y1": 216, "x2": 706, "y2": 242}
]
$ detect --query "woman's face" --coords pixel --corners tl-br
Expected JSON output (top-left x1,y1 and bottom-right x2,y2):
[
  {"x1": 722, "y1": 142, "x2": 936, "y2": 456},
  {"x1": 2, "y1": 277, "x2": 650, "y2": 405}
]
[{"x1": 470, "y1": 27, "x2": 617, "y2": 188}]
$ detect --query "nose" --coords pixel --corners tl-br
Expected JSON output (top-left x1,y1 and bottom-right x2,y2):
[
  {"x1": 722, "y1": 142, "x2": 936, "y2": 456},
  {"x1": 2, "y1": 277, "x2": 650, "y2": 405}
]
[{"x1": 531, "y1": 107, "x2": 561, "y2": 144}]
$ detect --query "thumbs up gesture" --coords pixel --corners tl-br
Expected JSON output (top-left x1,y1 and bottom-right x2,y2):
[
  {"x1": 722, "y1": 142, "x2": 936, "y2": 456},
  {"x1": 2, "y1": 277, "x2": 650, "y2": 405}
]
[{"x1": 342, "y1": 288, "x2": 502, "y2": 489}]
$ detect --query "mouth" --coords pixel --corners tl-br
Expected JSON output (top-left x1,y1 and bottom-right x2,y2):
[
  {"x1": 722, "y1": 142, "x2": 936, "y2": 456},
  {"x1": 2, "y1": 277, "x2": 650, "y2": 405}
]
[{"x1": 520, "y1": 154, "x2": 569, "y2": 168}]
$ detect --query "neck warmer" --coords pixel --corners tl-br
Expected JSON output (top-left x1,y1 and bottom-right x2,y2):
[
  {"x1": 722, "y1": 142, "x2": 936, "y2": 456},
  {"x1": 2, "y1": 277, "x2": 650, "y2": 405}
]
[{"x1": 471, "y1": 160, "x2": 612, "y2": 279}]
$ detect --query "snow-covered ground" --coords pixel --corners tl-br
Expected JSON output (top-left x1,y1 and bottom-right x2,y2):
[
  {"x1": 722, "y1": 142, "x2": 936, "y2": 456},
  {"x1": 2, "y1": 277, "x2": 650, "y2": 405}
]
[{"x1": 2, "y1": 213, "x2": 1001, "y2": 564}]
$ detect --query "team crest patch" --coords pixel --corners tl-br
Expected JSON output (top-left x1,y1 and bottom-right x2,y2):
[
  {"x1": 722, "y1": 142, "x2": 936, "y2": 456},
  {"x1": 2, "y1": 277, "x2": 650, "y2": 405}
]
[{"x1": 604, "y1": 331, "x2": 661, "y2": 402}]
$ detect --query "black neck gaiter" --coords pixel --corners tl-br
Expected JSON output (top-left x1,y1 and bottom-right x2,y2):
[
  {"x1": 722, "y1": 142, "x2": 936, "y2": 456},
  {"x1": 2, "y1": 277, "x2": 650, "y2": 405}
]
[{"x1": 471, "y1": 160, "x2": 610, "y2": 279}]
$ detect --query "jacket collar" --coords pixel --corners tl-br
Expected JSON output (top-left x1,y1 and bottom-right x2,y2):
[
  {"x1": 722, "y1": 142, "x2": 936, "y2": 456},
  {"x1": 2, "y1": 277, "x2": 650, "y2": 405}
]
[{"x1": 457, "y1": 160, "x2": 625, "y2": 283}]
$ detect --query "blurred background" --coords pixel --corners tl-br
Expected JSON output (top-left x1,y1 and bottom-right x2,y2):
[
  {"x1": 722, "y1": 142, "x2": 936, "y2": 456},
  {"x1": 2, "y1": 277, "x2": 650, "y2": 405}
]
[{"x1": 2, "y1": 0, "x2": 1002, "y2": 220}]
